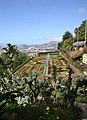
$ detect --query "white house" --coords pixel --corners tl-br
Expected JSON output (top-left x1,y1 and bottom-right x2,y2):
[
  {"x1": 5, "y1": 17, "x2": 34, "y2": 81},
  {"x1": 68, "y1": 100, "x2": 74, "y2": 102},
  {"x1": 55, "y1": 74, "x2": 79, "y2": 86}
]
[{"x1": 83, "y1": 54, "x2": 87, "y2": 64}]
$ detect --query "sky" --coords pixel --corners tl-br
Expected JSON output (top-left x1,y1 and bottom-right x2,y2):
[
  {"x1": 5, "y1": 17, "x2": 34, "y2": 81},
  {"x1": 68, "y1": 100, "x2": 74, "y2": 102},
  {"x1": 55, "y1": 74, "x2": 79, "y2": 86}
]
[{"x1": 0, "y1": 0, "x2": 87, "y2": 45}]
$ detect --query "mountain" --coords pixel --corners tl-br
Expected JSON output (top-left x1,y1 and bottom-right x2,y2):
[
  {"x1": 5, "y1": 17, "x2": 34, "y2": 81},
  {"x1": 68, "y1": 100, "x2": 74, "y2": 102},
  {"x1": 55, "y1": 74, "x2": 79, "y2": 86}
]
[
  {"x1": 0, "y1": 41, "x2": 58, "y2": 55},
  {"x1": 18, "y1": 41, "x2": 58, "y2": 55},
  {"x1": 0, "y1": 43, "x2": 7, "y2": 48}
]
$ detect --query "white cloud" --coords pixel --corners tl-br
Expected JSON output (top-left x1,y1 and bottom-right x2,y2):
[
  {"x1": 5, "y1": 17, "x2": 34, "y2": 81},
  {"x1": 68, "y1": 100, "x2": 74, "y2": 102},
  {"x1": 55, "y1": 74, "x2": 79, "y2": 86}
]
[
  {"x1": 47, "y1": 36, "x2": 63, "y2": 42},
  {"x1": 78, "y1": 7, "x2": 87, "y2": 14}
]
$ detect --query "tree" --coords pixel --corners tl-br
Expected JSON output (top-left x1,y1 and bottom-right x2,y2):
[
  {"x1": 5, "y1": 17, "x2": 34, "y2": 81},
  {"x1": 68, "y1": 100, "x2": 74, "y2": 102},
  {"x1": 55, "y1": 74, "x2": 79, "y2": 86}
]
[
  {"x1": 62, "y1": 37, "x2": 73, "y2": 51},
  {"x1": 57, "y1": 42, "x2": 63, "y2": 50},
  {"x1": 63, "y1": 31, "x2": 72, "y2": 41},
  {"x1": 1, "y1": 43, "x2": 18, "y2": 74},
  {"x1": 74, "y1": 20, "x2": 87, "y2": 42},
  {"x1": 13, "y1": 51, "x2": 30, "y2": 71}
]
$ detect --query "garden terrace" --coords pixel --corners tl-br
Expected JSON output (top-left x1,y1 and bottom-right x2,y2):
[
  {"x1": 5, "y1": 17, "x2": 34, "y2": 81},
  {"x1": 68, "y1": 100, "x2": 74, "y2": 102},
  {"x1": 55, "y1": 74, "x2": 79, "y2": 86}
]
[{"x1": 16, "y1": 53, "x2": 76, "y2": 81}]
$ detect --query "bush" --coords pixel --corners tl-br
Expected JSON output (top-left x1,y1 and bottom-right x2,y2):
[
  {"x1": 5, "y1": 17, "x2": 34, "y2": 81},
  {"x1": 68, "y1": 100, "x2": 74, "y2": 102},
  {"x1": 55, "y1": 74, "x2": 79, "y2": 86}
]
[{"x1": 76, "y1": 94, "x2": 87, "y2": 103}]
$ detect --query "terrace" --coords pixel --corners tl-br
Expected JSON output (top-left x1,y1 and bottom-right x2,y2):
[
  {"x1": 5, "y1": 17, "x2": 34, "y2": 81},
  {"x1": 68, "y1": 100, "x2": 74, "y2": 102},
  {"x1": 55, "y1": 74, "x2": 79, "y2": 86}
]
[{"x1": 16, "y1": 53, "x2": 77, "y2": 81}]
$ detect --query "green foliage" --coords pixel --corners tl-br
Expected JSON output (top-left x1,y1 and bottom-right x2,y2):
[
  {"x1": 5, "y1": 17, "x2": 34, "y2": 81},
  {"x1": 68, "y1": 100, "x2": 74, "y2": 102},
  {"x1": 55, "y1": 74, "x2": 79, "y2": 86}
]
[
  {"x1": 74, "y1": 20, "x2": 87, "y2": 41},
  {"x1": 76, "y1": 77, "x2": 87, "y2": 96},
  {"x1": 52, "y1": 64, "x2": 57, "y2": 82},
  {"x1": 13, "y1": 51, "x2": 30, "y2": 72},
  {"x1": 58, "y1": 42, "x2": 63, "y2": 50},
  {"x1": 76, "y1": 94, "x2": 87, "y2": 103},
  {"x1": 62, "y1": 37, "x2": 73, "y2": 50},
  {"x1": 58, "y1": 20, "x2": 87, "y2": 53},
  {"x1": 57, "y1": 68, "x2": 78, "y2": 109},
  {"x1": 63, "y1": 31, "x2": 72, "y2": 41},
  {"x1": 0, "y1": 44, "x2": 83, "y2": 120},
  {"x1": 57, "y1": 31, "x2": 73, "y2": 51},
  {"x1": 0, "y1": 43, "x2": 30, "y2": 77},
  {"x1": 76, "y1": 77, "x2": 87, "y2": 87},
  {"x1": 0, "y1": 43, "x2": 18, "y2": 77}
]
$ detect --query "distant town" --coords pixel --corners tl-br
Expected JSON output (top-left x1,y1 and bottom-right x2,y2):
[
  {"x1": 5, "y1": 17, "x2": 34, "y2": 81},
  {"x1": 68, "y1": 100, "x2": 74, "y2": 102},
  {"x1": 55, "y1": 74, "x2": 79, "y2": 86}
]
[{"x1": 0, "y1": 41, "x2": 58, "y2": 56}]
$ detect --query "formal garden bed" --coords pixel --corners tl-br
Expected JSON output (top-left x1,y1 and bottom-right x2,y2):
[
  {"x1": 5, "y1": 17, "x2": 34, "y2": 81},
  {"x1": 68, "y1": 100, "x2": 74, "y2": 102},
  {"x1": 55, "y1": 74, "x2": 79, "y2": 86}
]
[{"x1": 16, "y1": 53, "x2": 75, "y2": 80}]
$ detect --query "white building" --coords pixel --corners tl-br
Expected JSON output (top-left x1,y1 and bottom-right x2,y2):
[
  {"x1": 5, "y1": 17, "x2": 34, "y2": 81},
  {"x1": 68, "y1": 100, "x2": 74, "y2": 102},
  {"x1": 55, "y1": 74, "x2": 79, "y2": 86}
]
[{"x1": 83, "y1": 54, "x2": 87, "y2": 64}]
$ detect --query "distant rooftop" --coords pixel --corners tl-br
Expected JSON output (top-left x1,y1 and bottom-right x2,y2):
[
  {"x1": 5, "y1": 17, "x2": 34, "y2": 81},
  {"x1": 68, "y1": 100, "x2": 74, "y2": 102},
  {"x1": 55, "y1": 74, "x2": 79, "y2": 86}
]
[{"x1": 73, "y1": 41, "x2": 86, "y2": 47}]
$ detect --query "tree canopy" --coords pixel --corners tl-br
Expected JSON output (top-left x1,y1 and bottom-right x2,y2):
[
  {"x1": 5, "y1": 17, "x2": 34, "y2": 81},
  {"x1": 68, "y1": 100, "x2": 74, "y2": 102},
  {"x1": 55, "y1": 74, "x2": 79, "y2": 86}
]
[
  {"x1": 63, "y1": 31, "x2": 73, "y2": 41},
  {"x1": 74, "y1": 20, "x2": 87, "y2": 42}
]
